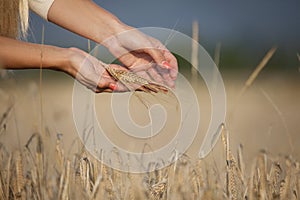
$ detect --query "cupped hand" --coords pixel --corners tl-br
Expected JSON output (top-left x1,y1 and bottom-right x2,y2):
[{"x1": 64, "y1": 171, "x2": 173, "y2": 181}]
[
  {"x1": 63, "y1": 47, "x2": 127, "y2": 93},
  {"x1": 103, "y1": 26, "x2": 178, "y2": 88}
]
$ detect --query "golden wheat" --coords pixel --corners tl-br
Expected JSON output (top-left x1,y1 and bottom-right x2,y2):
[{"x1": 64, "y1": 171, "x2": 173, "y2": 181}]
[
  {"x1": 0, "y1": 128, "x2": 299, "y2": 200},
  {"x1": 105, "y1": 65, "x2": 169, "y2": 93}
]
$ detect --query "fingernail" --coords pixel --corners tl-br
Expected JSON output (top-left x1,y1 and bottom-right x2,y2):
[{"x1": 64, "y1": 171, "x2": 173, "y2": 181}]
[
  {"x1": 109, "y1": 83, "x2": 117, "y2": 91},
  {"x1": 161, "y1": 61, "x2": 171, "y2": 69}
]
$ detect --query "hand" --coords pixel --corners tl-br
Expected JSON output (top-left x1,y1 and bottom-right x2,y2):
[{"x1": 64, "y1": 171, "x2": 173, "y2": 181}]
[
  {"x1": 103, "y1": 26, "x2": 178, "y2": 88},
  {"x1": 47, "y1": 1, "x2": 177, "y2": 87},
  {"x1": 63, "y1": 47, "x2": 127, "y2": 93}
]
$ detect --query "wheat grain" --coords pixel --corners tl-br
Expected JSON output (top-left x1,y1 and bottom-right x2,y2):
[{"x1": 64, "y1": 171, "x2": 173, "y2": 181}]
[
  {"x1": 149, "y1": 178, "x2": 167, "y2": 200},
  {"x1": 280, "y1": 179, "x2": 286, "y2": 200},
  {"x1": 281, "y1": 157, "x2": 292, "y2": 199},
  {"x1": 105, "y1": 65, "x2": 169, "y2": 93},
  {"x1": 269, "y1": 162, "x2": 282, "y2": 198},
  {"x1": 55, "y1": 136, "x2": 64, "y2": 171},
  {"x1": 227, "y1": 154, "x2": 238, "y2": 200},
  {"x1": 14, "y1": 151, "x2": 24, "y2": 198},
  {"x1": 190, "y1": 168, "x2": 200, "y2": 197}
]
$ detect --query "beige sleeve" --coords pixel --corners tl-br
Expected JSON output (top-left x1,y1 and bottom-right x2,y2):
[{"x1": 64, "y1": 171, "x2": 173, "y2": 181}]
[{"x1": 29, "y1": 0, "x2": 55, "y2": 20}]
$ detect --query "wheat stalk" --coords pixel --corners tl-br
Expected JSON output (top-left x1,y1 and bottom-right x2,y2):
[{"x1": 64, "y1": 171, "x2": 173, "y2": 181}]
[
  {"x1": 295, "y1": 162, "x2": 300, "y2": 200},
  {"x1": 58, "y1": 161, "x2": 66, "y2": 199},
  {"x1": 241, "y1": 46, "x2": 277, "y2": 95},
  {"x1": 257, "y1": 152, "x2": 268, "y2": 199},
  {"x1": 0, "y1": 172, "x2": 4, "y2": 200},
  {"x1": 237, "y1": 144, "x2": 245, "y2": 180},
  {"x1": 90, "y1": 174, "x2": 102, "y2": 199},
  {"x1": 229, "y1": 46, "x2": 277, "y2": 121},
  {"x1": 191, "y1": 20, "x2": 199, "y2": 78},
  {"x1": 61, "y1": 160, "x2": 70, "y2": 200},
  {"x1": 105, "y1": 65, "x2": 169, "y2": 93},
  {"x1": 5, "y1": 154, "x2": 12, "y2": 200}
]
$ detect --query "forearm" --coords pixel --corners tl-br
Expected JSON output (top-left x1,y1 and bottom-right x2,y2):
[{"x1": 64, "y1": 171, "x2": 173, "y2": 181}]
[
  {"x1": 0, "y1": 36, "x2": 68, "y2": 70},
  {"x1": 47, "y1": 0, "x2": 128, "y2": 44}
]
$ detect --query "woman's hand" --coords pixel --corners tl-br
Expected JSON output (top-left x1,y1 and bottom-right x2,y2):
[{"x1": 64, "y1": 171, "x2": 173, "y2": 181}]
[
  {"x1": 103, "y1": 26, "x2": 178, "y2": 88},
  {"x1": 0, "y1": 36, "x2": 128, "y2": 93},
  {"x1": 63, "y1": 48, "x2": 127, "y2": 93},
  {"x1": 47, "y1": 0, "x2": 178, "y2": 88}
]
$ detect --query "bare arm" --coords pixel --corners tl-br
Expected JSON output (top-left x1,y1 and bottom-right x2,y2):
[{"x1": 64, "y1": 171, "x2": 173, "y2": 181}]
[
  {"x1": 47, "y1": 0, "x2": 124, "y2": 43},
  {"x1": 0, "y1": 36, "x2": 118, "y2": 92},
  {"x1": 0, "y1": 36, "x2": 67, "y2": 70},
  {"x1": 47, "y1": 0, "x2": 178, "y2": 87},
  {"x1": 0, "y1": 0, "x2": 177, "y2": 92}
]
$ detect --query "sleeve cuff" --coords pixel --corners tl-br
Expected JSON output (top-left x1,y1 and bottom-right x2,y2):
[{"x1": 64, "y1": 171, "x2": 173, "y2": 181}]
[{"x1": 29, "y1": 0, "x2": 55, "y2": 20}]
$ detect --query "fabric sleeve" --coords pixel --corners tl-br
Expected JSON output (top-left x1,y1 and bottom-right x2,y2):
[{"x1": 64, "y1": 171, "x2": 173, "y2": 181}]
[{"x1": 28, "y1": 0, "x2": 55, "y2": 20}]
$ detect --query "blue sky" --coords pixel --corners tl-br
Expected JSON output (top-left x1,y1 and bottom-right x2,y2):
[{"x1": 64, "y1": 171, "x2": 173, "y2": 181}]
[{"x1": 28, "y1": 0, "x2": 300, "y2": 58}]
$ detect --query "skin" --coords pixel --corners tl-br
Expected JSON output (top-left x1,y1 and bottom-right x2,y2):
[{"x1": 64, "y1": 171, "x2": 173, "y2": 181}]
[{"x1": 0, "y1": 0, "x2": 178, "y2": 93}]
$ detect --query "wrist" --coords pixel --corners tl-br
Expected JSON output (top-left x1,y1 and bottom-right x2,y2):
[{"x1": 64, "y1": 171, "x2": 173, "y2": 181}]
[
  {"x1": 95, "y1": 19, "x2": 132, "y2": 46},
  {"x1": 44, "y1": 46, "x2": 70, "y2": 72}
]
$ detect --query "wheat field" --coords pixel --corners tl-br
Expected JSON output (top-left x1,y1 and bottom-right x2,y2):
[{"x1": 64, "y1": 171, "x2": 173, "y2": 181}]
[
  {"x1": 0, "y1": 44, "x2": 300, "y2": 199},
  {"x1": 1, "y1": 69, "x2": 299, "y2": 200},
  {"x1": 0, "y1": 119, "x2": 299, "y2": 199}
]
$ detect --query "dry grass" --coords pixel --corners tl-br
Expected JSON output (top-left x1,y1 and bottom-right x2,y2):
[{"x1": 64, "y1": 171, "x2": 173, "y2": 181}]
[{"x1": 0, "y1": 123, "x2": 299, "y2": 200}]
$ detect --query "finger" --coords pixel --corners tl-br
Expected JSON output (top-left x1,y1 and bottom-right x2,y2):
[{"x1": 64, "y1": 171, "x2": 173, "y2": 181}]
[
  {"x1": 114, "y1": 81, "x2": 129, "y2": 92},
  {"x1": 147, "y1": 67, "x2": 163, "y2": 84},
  {"x1": 75, "y1": 73, "x2": 97, "y2": 91},
  {"x1": 136, "y1": 70, "x2": 151, "y2": 80},
  {"x1": 154, "y1": 66, "x2": 175, "y2": 88},
  {"x1": 78, "y1": 72, "x2": 115, "y2": 93},
  {"x1": 151, "y1": 39, "x2": 178, "y2": 79},
  {"x1": 143, "y1": 47, "x2": 167, "y2": 67},
  {"x1": 108, "y1": 45, "x2": 133, "y2": 67},
  {"x1": 161, "y1": 73, "x2": 175, "y2": 88},
  {"x1": 117, "y1": 52, "x2": 153, "y2": 72},
  {"x1": 104, "y1": 64, "x2": 133, "y2": 92},
  {"x1": 97, "y1": 76, "x2": 131, "y2": 93},
  {"x1": 83, "y1": 80, "x2": 100, "y2": 93},
  {"x1": 163, "y1": 50, "x2": 178, "y2": 80},
  {"x1": 100, "y1": 88, "x2": 112, "y2": 93}
]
